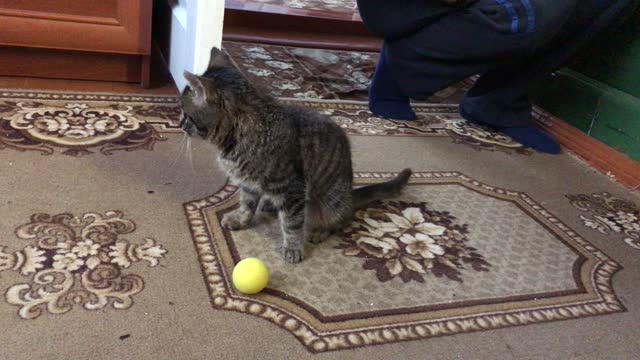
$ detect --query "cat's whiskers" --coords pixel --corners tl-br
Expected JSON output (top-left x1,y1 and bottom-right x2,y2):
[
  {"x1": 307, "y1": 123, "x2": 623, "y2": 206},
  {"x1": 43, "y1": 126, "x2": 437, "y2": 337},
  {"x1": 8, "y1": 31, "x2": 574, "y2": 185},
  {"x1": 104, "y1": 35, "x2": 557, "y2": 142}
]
[
  {"x1": 186, "y1": 135, "x2": 196, "y2": 174},
  {"x1": 168, "y1": 132, "x2": 188, "y2": 169}
]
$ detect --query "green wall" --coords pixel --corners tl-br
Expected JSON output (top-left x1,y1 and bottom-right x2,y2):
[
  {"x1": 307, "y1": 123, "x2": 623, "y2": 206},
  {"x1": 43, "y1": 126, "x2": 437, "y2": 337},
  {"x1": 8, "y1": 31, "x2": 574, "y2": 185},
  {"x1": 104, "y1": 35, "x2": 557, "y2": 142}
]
[
  {"x1": 530, "y1": 12, "x2": 640, "y2": 161},
  {"x1": 573, "y1": 14, "x2": 640, "y2": 98}
]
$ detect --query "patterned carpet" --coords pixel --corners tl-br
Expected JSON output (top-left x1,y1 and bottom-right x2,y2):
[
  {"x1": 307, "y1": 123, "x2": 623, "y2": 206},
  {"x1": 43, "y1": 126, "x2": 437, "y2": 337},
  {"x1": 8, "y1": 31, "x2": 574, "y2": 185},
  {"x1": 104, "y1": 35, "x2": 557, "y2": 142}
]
[
  {"x1": 0, "y1": 43, "x2": 639, "y2": 358},
  {"x1": 223, "y1": 41, "x2": 470, "y2": 103},
  {"x1": 188, "y1": 175, "x2": 623, "y2": 352}
]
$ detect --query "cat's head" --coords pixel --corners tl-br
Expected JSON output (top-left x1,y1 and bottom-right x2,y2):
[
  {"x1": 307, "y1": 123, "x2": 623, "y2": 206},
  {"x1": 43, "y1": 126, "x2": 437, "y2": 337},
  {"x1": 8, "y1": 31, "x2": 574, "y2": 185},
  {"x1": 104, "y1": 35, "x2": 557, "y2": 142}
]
[{"x1": 179, "y1": 47, "x2": 246, "y2": 139}]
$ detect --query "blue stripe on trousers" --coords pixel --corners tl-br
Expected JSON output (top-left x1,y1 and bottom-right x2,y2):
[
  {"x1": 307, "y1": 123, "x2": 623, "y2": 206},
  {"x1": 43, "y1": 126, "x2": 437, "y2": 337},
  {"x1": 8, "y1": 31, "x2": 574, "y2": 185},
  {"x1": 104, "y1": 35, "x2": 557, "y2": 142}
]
[
  {"x1": 519, "y1": 0, "x2": 536, "y2": 33},
  {"x1": 494, "y1": 0, "x2": 519, "y2": 33}
]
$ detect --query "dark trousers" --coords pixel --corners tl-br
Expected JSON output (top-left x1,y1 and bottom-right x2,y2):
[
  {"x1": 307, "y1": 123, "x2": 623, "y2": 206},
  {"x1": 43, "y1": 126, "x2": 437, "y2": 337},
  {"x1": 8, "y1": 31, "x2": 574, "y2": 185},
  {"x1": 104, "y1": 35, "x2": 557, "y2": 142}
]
[{"x1": 377, "y1": 0, "x2": 636, "y2": 127}]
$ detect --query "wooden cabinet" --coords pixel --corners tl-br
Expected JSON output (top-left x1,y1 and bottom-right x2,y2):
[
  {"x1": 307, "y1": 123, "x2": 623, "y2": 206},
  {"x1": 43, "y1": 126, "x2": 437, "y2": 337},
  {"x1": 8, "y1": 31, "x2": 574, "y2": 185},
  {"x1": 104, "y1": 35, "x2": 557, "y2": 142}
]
[{"x1": 0, "y1": 0, "x2": 152, "y2": 86}]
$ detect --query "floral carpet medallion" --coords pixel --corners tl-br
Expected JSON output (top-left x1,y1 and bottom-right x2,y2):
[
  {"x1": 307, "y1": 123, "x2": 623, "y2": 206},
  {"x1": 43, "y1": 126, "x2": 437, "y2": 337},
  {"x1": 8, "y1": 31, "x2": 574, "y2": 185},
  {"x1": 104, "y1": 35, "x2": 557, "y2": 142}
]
[
  {"x1": 568, "y1": 192, "x2": 640, "y2": 249},
  {"x1": 0, "y1": 91, "x2": 181, "y2": 156},
  {"x1": 0, "y1": 211, "x2": 167, "y2": 319},
  {"x1": 185, "y1": 172, "x2": 624, "y2": 352},
  {"x1": 338, "y1": 200, "x2": 490, "y2": 283}
]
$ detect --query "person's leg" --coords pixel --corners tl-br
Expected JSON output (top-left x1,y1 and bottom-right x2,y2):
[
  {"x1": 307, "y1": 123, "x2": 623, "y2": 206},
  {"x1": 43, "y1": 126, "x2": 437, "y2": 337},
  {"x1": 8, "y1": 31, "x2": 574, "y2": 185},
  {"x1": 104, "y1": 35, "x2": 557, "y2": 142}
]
[
  {"x1": 460, "y1": 65, "x2": 562, "y2": 153},
  {"x1": 384, "y1": 0, "x2": 540, "y2": 102},
  {"x1": 368, "y1": 0, "x2": 544, "y2": 122},
  {"x1": 383, "y1": 0, "x2": 622, "y2": 102},
  {"x1": 460, "y1": 80, "x2": 561, "y2": 154},
  {"x1": 368, "y1": 44, "x2": 416, "y2": 120},
  {"x1": 372, "y1": 0, "x2": 569, "y2": 152},
  {"x1": 460, "y1": 0, "x2": 635, "y2": 153}
]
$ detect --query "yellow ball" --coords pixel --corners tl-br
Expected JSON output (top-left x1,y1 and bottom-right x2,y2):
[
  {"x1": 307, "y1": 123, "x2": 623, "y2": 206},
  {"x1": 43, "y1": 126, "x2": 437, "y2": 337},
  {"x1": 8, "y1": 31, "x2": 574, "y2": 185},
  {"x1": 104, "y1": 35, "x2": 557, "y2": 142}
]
[{"x1": 232, "y1": 258, "x2": 269, "y2": 294}]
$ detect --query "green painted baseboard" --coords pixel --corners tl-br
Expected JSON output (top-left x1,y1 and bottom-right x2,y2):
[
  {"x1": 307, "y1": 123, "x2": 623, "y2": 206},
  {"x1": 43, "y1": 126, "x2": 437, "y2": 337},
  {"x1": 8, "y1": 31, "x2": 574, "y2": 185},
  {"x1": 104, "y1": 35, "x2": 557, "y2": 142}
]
[{"x1": 530, "y1": 69, "x2": 640, "y2": 161}]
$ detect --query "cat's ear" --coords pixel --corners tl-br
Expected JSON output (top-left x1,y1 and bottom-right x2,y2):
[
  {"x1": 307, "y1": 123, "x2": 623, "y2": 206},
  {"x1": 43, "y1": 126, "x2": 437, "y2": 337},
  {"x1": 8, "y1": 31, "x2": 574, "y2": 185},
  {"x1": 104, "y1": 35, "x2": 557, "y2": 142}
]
[
  {"x1": 183, "y1": 70, "x2": 208, "y2": 104},
  {"x1": 208, "y1": 47, "x2": 230, "y2": 68}
]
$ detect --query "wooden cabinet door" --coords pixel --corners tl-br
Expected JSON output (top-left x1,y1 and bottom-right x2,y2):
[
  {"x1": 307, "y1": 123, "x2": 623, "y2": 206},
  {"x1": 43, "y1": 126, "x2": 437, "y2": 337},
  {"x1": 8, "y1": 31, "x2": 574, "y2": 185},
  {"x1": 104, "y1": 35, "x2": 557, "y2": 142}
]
[{"x1": 0, "y1": 0, "x2": 151, "y2": 55}]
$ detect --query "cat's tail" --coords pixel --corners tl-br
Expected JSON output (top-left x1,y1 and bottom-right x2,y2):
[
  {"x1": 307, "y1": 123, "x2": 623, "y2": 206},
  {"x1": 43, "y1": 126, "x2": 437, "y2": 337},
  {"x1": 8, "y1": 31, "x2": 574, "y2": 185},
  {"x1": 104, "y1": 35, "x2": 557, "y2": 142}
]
[{"x1": 352, "y1": 168, "x2": 412, "y2": 209}]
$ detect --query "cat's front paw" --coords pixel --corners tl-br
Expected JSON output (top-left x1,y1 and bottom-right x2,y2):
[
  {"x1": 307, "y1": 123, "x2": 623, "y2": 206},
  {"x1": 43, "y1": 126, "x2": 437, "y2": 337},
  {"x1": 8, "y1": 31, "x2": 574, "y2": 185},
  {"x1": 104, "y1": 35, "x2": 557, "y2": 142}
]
[
  {"x1": 282, "y1": 246, "x2": 304, "y2": 264},
  {"x1": 258, "y1": 198, "x2": 278, "y2": 216},
  {"x1": 308, "y1": 229, "x2": 330, "y2": 244},
  {"x1": 221, "y1": 209, "x2": 252, "y2": 230}
]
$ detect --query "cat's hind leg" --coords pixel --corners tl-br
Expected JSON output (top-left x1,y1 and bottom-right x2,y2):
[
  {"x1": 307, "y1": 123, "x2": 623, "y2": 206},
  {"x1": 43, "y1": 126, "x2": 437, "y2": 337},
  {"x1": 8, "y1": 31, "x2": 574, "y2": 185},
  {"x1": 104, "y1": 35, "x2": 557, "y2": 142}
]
[{"x1": 306, "y1": 188, "x2": 353, "y2": 245}]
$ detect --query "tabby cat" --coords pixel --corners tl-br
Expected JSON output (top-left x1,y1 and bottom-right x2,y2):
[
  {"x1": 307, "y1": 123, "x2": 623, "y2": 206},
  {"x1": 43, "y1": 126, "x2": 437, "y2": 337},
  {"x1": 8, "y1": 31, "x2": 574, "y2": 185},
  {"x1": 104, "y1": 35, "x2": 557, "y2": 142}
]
[{"x1": 180, "y1": 47, "x2": 412, "y2": 263}]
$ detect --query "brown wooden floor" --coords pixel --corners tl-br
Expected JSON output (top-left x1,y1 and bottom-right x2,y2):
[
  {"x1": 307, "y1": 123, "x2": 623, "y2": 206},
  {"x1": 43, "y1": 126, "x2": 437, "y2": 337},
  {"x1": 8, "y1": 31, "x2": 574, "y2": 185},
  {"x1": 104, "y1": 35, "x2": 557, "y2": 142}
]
[
  {"x1": 0, "y1": 49, "x2": 178, "y2": 95},
  {"x1": 0, "y1": 76, "x2": 178, "y2": 95}
]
